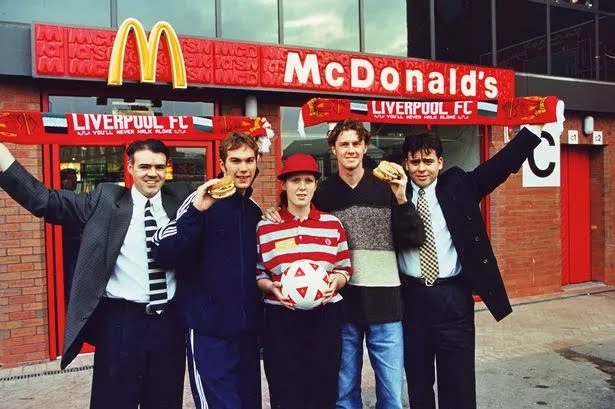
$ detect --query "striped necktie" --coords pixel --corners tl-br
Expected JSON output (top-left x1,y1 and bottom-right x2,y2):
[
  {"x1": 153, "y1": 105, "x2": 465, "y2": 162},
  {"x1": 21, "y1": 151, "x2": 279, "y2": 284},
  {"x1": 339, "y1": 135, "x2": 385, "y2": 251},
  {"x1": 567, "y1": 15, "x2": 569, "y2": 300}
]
[
  {"x1": 417, "y1": 188, "x2": 440, "y2": 286},
  {"x1": 144, "y1": 200, "x2": 167, "y2": 313}
]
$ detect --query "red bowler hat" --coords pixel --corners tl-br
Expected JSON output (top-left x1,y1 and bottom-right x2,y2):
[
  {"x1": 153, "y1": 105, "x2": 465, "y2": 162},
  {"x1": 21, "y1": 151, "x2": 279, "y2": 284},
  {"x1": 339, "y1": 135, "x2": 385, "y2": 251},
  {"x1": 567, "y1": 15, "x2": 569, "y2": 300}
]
[{"x1": 278, "y1": 153, "x2": 321, "y2": 180}]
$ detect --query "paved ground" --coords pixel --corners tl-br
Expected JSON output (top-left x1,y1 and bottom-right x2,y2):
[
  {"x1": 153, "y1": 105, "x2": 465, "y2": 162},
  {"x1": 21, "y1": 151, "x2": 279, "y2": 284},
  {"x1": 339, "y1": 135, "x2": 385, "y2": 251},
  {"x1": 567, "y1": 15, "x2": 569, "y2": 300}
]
[{"x1": 1, "y1": 285, "x2": 614, "y2": 408}]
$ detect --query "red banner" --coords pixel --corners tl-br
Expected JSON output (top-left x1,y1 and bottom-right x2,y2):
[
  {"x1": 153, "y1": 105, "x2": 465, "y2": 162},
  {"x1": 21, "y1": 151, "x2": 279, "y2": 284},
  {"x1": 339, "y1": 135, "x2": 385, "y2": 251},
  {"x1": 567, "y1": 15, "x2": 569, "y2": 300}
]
[
  {"x1": 300, "y1": 96, "x2": 560, "y2": 127},
  {"x1": 0, "y1": 112, "x2": 270, "y2": 145},
  {"x1": 33, "y1": 22, "x2": 515, "y2": 100}
]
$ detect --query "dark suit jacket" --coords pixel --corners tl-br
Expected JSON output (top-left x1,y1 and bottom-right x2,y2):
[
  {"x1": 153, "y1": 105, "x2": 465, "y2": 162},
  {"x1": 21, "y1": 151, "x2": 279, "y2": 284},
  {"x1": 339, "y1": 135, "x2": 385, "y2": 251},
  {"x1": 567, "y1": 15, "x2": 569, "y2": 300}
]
[
  {"x1": 407, "y1": 127, "x2": 541, "y2": 321},
  {"x1": 0, "y1": 161, "x2": 191, "y2": 368}
]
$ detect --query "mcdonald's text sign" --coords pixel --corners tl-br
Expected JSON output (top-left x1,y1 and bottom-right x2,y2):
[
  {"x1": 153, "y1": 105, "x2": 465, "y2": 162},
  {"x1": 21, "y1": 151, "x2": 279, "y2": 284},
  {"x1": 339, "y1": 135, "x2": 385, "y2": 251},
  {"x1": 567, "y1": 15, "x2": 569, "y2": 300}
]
[{"x1": 33, "y1": 20, "x2": 515, "y2": 99}]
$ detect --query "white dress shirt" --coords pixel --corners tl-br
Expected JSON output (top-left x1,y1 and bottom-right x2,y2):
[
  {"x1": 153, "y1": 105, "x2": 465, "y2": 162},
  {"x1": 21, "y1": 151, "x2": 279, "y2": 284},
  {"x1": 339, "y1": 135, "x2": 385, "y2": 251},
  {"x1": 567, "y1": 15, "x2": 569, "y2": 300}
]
[
  {"x1": 397, "y1": 180, "x2": 462, "y2": 279},
  {"x1": 105, "y1": 187, "x2": 176, "y2": 302}
]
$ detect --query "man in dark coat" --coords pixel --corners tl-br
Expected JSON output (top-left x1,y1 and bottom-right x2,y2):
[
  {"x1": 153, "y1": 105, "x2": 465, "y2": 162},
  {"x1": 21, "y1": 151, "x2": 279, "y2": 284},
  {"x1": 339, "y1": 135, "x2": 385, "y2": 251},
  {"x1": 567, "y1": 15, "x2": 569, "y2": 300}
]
[
  {"x1": 0, "y1": 139, "x2": 191, "y2": 409},
  {"x1": 397, "y1": 102, "x2": 565, "y2": 409}
]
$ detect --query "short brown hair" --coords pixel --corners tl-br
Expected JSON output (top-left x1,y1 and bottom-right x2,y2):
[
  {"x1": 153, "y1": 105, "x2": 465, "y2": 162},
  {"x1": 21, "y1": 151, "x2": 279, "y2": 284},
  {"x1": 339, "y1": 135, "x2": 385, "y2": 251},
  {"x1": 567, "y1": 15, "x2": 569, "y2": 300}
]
[
  {"x1": 327, "y1": 118, "x2": 371, "y2": 146},
  {"x1": 219, "y1": 132, "x2": 259, "y2": 162}
]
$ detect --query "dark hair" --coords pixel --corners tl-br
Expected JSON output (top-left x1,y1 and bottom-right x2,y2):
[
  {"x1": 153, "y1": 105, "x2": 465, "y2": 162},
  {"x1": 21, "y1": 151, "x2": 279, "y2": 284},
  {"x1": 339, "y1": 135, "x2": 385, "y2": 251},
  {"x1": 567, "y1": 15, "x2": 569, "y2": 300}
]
[
  {"x1": 279, "y1": 190, "x2": 288, "y2": 208},
  {"x1": 327, "y1": 118, "x2": 371, "y2": 147},
  {"x1": 60, "y1": 168, "x2": 77, "y2": 177},
  {"x1": 402, "y1": 132, "x2": 443, "y2": 158},
  {"x1": 125, "y1": 139, "x2": 170, "y2": 163},
  {"x1": 219, "y1": 132, "x2": 259, "y2": 162}
]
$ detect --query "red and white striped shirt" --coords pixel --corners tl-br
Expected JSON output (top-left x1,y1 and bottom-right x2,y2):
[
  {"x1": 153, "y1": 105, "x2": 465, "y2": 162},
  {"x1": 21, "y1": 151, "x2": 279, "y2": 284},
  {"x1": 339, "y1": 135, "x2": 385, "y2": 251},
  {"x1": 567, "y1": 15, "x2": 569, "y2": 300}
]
[{"x1": 256, "y1": 206, "x2": 352, "y2": 306}]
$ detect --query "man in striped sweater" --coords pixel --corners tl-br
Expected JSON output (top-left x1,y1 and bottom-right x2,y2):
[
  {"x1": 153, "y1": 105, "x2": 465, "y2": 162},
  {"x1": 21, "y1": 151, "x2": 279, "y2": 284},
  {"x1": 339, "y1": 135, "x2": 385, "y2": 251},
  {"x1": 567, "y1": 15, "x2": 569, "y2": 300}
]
[{"x1": 310, "y1": 119, "x2": 424, "y2": 408}]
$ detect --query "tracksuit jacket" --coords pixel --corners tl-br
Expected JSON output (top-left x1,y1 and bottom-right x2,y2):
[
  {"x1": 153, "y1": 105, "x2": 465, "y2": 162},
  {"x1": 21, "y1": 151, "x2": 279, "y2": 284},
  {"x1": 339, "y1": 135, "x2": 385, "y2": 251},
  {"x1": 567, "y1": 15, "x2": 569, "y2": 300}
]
[{"x1": 152, "y1": 188, "x2": 263, "y2": 336}]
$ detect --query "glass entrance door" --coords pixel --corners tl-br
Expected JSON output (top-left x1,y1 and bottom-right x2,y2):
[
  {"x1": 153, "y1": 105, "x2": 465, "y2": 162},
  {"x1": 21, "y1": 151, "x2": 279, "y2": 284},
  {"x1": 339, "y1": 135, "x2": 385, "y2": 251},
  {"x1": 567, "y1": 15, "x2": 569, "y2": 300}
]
[
  {"x1": 50, "y1": 141, "x2": 213, "y2": 357},
  {"x1": 45, "y1": 94, "x2": 215, "y2": 359}
]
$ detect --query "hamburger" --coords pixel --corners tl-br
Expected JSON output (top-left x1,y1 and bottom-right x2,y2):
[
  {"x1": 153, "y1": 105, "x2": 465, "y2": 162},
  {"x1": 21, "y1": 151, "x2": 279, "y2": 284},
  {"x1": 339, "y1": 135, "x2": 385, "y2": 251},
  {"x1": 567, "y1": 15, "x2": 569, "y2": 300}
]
[
  {"x1": 373, "y1": 160, "x2": 402, "y2": 182},
  {"x1": 209, "y1": 175, "x2": 236, "y2": 199}
]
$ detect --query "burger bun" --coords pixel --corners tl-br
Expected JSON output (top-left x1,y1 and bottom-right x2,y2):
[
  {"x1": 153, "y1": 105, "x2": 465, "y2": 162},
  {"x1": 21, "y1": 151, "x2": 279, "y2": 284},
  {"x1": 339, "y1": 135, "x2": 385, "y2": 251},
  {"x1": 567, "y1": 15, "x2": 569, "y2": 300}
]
[
  {"x1": 373, "y1": 160, "x2": 402, "y2": 182},
  {"x1": 209, "y1": 175, "x2": 236, "y2": 199}
]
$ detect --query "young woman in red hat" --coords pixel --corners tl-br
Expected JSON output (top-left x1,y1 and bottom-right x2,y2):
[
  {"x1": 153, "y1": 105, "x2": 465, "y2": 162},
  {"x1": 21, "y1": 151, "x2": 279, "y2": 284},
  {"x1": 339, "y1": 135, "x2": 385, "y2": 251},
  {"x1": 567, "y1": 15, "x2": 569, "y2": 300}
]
[{"x1": 256, "y1": 153, "x2": 352, "y2": 409}]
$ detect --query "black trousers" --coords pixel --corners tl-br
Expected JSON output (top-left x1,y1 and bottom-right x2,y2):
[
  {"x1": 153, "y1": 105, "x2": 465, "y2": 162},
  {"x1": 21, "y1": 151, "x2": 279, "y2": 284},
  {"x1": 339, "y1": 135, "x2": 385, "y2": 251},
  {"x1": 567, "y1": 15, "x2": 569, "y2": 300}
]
[
  {"x1": 263, "y1": 302, "x2": 343, "y2": 409},
  {"x1": 88, "y1": 297, "x2": 186, "y2": 409},
  {"x1": 401, "y1": 275, "x2": 476, "y2": 409}
]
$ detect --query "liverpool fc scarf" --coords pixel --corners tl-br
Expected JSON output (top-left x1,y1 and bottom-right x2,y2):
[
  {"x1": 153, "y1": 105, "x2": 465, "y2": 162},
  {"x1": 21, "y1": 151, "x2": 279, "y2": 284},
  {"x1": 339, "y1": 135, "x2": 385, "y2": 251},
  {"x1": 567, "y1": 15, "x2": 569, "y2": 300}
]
[
  {"x1": 299, "y1": 96, "x2": 561, "y2": 130},
  {"x1": 0, "y1": 112, "x2": 275, "y2": 151}
]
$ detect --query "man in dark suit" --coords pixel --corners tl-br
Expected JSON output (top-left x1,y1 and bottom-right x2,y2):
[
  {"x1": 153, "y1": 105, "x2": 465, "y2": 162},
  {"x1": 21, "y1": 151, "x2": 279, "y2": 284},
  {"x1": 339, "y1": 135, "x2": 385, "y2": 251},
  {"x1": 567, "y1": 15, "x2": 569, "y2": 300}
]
[
  {"x1": 0, "y1": 139, "x2": 192, "y2": 409},
  {"x1": 397, "y1": 102, "x2": 565, "y2": 409}
]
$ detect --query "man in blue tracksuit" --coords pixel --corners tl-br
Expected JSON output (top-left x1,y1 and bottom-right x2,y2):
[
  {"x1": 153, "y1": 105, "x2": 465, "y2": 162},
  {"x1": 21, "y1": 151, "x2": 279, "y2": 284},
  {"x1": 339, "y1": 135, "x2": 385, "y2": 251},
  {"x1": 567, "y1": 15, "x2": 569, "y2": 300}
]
[{"x1": 153, "y1": 132, "x2": 263, "y2": 409}]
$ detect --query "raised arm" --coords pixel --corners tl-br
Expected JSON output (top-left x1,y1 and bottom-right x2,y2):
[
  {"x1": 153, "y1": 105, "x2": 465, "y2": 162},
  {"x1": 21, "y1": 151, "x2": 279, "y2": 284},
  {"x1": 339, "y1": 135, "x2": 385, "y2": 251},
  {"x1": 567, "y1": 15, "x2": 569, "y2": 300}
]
[
  {"x1": 469, "y1": 100, "x2": 565, "y2": 200},
  {"x1": 0, "y1": 142, "x2": 98, "y2": 226}
]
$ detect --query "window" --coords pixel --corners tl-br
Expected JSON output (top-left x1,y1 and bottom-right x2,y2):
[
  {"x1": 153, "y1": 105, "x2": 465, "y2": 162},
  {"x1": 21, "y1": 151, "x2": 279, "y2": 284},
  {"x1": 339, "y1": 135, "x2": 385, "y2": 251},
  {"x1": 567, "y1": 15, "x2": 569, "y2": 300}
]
[
  {"x1": 48, "y1": 96, "x2": 213, "y2": 117},
  {"x1": 364, "y1": 0, "x2": 407, "y2": 56},
  {"x1": 495, "y1": 2, "x2": 548, "y2": 74},
  {"x1": 221, "y1": 0, "x2": 278, "y2": 43},
  {"x1": 117, "y1": 0, "x2": 215, "y2": 37},
  {"x1": 550, "y1": 4, "x2": 596, "y2": 79},
  {"x1": 282, "y1": 0, "x2": 359, "y2": 51},
  {"x1": 599, "y1": 15, "x2": 615, "y2": 81},
  {"x1": 0, "y1": 0, "x2": 110, "y2": 27},
  {"x1": 435, "y1": 0, "x2": 492, "y2": 65}
]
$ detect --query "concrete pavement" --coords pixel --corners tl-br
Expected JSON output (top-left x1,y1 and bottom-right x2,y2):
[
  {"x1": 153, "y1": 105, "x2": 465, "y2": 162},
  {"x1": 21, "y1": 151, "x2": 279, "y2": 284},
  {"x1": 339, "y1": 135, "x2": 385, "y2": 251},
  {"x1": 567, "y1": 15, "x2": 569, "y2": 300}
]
[{"x1": 1, "y1": 285, "x2": 614, "y2": 408}]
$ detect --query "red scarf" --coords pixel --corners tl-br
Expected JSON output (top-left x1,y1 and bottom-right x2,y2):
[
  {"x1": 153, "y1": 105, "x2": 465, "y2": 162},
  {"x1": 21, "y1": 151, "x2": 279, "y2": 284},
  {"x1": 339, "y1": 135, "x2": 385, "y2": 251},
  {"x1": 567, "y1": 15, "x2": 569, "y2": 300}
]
[
  {"x1": 300, "y1": 96, "x2": 561, "y2": 128},
  {"x1": 0, "y1": 112, "x2": 270, "y2": 145}
]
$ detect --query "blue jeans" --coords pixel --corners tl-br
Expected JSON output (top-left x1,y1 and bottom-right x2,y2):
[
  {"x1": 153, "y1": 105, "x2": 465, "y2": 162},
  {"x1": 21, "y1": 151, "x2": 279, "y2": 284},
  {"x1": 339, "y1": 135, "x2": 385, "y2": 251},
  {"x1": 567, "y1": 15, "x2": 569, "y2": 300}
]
[{"x1": 336, "y1": 321, "x2": 404, "y2": 409}]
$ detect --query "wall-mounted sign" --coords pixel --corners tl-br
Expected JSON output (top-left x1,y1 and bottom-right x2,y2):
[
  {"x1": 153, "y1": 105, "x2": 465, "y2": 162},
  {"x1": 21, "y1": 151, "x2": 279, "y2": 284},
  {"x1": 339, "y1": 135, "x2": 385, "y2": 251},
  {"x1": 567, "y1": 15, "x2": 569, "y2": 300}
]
[
  {"x1": 33, "y1": 20, "x2": 515, "y2": 99},
  {"x1": 522, "y1": 130, "x2": 560, "y2": 188},
  {"x1": 567, "y1": 129, "x2": 578, "y2": 144},
  {"x1": 592, "y1": 131, "x2": 603, "y2": 145},
  {"x1": 107, "y1": 18, "x2": 186, "y2": 88}
]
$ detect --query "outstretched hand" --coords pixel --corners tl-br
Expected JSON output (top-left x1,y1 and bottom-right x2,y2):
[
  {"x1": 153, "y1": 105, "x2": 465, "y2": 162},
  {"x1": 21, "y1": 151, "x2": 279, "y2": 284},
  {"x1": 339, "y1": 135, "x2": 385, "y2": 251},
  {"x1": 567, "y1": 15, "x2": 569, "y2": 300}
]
[
  {"x1": 522, "y1": 100, "x2": 565, "y2": 140},
  {"x1": 541, "y1": 100, "x2": 565, "y2": 139},
  {"x1": 0, "y1": 142, "x2": 16, "y2": 172}
]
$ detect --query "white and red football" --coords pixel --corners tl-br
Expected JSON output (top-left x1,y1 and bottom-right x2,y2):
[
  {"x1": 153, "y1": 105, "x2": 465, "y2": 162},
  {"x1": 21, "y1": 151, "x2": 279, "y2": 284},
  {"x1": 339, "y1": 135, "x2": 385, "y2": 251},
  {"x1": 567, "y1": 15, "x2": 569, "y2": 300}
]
[{"x1": 281, "y1": 259, "x2": 330, "y2": 310}]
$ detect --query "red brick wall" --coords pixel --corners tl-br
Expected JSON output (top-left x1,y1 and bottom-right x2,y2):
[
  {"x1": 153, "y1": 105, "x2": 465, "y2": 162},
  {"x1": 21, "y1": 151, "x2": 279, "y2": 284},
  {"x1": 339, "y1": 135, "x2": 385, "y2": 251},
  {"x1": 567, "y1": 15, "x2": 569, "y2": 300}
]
[
  {"x1": 588, "y1": 115, "x2": 615, "y2": 285},
  {"x1": 489, "y1": 126, "x2": 562, "y2": 297},
  {"x1": 0, "y1": 83, "x2": 47, "y2": 368},
  {"x1": 490, "y1": 115, "x2": 615, "y2": 298}
]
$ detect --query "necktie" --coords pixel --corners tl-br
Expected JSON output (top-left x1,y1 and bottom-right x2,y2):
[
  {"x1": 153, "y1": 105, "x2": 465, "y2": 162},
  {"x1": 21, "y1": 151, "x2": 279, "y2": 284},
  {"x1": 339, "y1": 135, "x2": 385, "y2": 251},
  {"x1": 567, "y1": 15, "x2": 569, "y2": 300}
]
[
  {"x1": 417, "y1": 189, "x2": 439, "y2": 286},
  {"x1": 145, "y1": 200, "x2": 167, "y2": 313}
]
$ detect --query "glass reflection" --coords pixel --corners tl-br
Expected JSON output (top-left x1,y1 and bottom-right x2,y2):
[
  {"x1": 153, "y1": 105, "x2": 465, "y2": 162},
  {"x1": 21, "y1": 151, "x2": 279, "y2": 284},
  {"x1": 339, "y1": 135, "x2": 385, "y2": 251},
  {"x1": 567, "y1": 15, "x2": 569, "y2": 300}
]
[
  {"x1": 283, "y1": 0, "x2": 359, "y2": 51},
  {"x1": 495, "y1": 1, "x2": 547, "y2": 74},
  {"x1": 599, "y1": 15, "x2": 615, "y2": 81},
  {"x1": 221, "y1": 0, "x2": 278, "y2": 43},
  {"x1": 550, "y1": 6, "x2": 596, "y2": 79},
  {"x1": 364, "y1": 0, "x2": 407, "y2": 56},
  {"x1": 117, "y1": 0, "x2": 215, "y2": 37},
  {"x1": 434, "y1": 0, "x2": 491, "y2": 65},
  {"x1": 49, "y1": 96, "x2": 213, "y2": 117},
  {"x1": 167, "y1": 147, "x2": 207, "y2": 190},
  {"x1": 0, "y1": 0, "x2": 110, "y2": 26}
]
